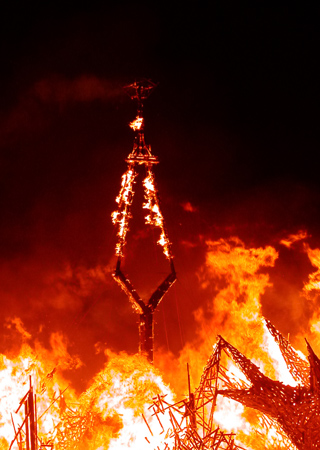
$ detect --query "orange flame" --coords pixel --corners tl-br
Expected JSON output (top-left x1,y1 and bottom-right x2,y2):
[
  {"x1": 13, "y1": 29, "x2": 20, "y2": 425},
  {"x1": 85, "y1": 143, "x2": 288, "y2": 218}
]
[
  {"x1": 280, "y1": 230, "x2": 308, "y2": 248},
  {"x1": 3, "y1": 233, "x2": 320, "y2": 448},
  {"x1": 0, "y1": 331, "x2": 77, "y2": 448},
  {"x1": 112, "y1": 165, "x2": 172, "y2": 260},
  {"x1": 0, "y1": 323, "x2": 174, "y2": 450},
  {"x1": 111, "y1": 165, "x2": 137, "y2": 257},
  {"x1": 143, "y1": 169, "x2": 171, "y2": 259}
]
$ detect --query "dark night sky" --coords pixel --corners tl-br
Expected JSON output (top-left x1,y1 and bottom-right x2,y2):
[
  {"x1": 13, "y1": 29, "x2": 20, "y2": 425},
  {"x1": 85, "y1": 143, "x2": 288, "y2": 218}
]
[{"x1": 1, "y1": 3, "x2": 320, "y2": 388}]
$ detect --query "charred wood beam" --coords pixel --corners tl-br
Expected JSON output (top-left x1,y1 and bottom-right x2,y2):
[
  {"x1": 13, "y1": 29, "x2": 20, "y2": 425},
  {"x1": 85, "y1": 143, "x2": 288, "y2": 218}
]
[
  {"x1": 306, "y1": 339, "x2": 320, "y2": 395},
  {"x1": 113, "y1": 258, "x2": 176, "y2": 363}
]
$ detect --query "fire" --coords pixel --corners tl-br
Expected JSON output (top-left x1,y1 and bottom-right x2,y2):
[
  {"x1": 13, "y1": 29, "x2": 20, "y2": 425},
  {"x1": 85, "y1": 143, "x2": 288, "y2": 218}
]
[
  {"x1": 111, "y1": 165, "x2": 137, "y2": 257},
  {"x1": 112, "y1": 165, "x2": 172, "y2": 260},
  {"x1": 142, "y1": 169, "x2": 171, "y2": 259},
  {"x1": 0, "y1": 334, "x2": 76, "y2": 448},
  {"x1": 214, "y1": 397, "x2": 248, "y2": 434},
  {"x1": 3, "y1": 232, "x2": 320, "y2": 449},
  {"x1": 6, "y1": 79, "x2": 320, "y2": 449},
  {"x1": 155, "y1": 234, "x2": 320, "y2": 449},
  {"x1": 196, "y1": 236, "x2": 279, "y2": 371},
  {"x1": 261, "y1": 321, "x2": 303, "y2": 387},
  {"x1": 300, "y1": 243, "x2": 320, "y2": 353},
  {"x1": 280, "y1": 230, "x2": 308, "y2": 248},
  {"x1": 0, "y1": 327, "x2": 174, "y2": 450},
  {"x1": 129, "y1": 116, "x2": 144, "y2": 131},
  {"x1": 55, "y1": 353, "x2": 174, "y2": 450},
  {"x1": 303, "y1": 243, "x2": 320, "y2": 293}
]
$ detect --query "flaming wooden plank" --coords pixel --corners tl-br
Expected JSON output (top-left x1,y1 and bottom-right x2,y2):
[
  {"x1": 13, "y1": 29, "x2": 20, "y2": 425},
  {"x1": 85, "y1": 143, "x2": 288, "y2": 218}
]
[{"x1": 146, "y1": 357, "x2": 245, "y2": 450}]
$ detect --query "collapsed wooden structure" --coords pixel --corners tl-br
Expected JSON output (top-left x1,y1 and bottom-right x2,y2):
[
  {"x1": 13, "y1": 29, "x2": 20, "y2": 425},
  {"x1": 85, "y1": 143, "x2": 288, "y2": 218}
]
[
  {"x1": 147, "y1": 319, "x2": 320, "y2": 449},
  {"x1": 10, "y1": 384, "x2": 95, "y2": 450},
  {"x1": 147, "y1": 382, "x2": 244, "y2": 450},
  {"x1": 54, "y1": 407, "x2": 95, "y2": 450}
]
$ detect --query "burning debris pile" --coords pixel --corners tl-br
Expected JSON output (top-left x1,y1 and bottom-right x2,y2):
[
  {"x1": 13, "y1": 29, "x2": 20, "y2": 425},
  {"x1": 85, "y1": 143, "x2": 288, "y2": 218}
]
[
  {"x1": 146, "y1": 318, "x2": 320, "y2": 450},
  {"x1": 2, "y1": 348, "x2": 174, "y2": 450},
  {"x1": 54, "y1": 353, "x2": 174, "y2": 450},
  {"x1": 0, "y1": 335, "x2": 74, "y2": 449},
  {"x1": 9, "y1": 378, "x2": 54, "y2": 450},
  {"x1": 4, "y1": 316, "x2": 320, "y2": 450},
  {"x1": 147, "y1": 367, "x2": 245, "y2": 450}
]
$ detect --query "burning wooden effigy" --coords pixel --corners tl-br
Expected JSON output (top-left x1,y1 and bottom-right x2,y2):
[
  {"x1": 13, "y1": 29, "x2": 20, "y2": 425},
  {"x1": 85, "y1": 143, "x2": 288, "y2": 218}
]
[{"x1": 111, "y1": 80, "x2": 176, "y2": 363}]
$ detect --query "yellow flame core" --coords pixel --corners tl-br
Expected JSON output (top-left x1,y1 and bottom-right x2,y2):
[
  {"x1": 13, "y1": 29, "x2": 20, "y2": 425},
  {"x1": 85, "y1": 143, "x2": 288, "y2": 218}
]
[
  {"x1": 0, "y1": 339, "x2": 77, "y2": 449},
  {"x1": 55, "y1": 353, "x2": 174, "y2": 450},
  {"x1": 5, "y1": 234, "x2": 320, "y2": 449},
  {"x1": 129, "y1": 116, "x2": 144, "y2": 131},
  {"x1": 0, "y1": 337, "x2": 174, "y2": 450},
  {"x1": 280, "y1": 230, "x2": 308, "y2": 248},
  {"x1": 111, "y1": 166, "x2": 137, "y2": 257}
]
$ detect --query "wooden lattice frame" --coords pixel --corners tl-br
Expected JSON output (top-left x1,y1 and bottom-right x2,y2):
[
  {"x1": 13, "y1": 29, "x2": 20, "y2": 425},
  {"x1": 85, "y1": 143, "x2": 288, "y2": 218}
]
[{"x1": 146, "y1": 319, "x2": 320, "y2": 450}]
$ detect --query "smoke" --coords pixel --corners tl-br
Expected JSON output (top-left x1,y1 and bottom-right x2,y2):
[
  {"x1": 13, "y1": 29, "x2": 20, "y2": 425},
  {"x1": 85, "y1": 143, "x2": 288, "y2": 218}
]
[
  {"x1": 180, "y1": 201, "x2": 198, "y2": 213},
  {"x1": 0, "y1": 75, "x2": 124, "y2": 142},
  {"x1": 0, "y1": 74, "x2": 128, "y2": 377},
  {"x1": 33, "y1": 76, "x2": 124, "y2": 105},
  {"x1": 0, "y1": 252, "x2": 123, "y2": 389}
]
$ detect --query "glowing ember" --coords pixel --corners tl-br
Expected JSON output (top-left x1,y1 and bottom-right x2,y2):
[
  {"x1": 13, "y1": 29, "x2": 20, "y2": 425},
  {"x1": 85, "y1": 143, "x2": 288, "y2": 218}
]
[{"x1": 129, "y1": 116, "x2": 144, "y2": 131}]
